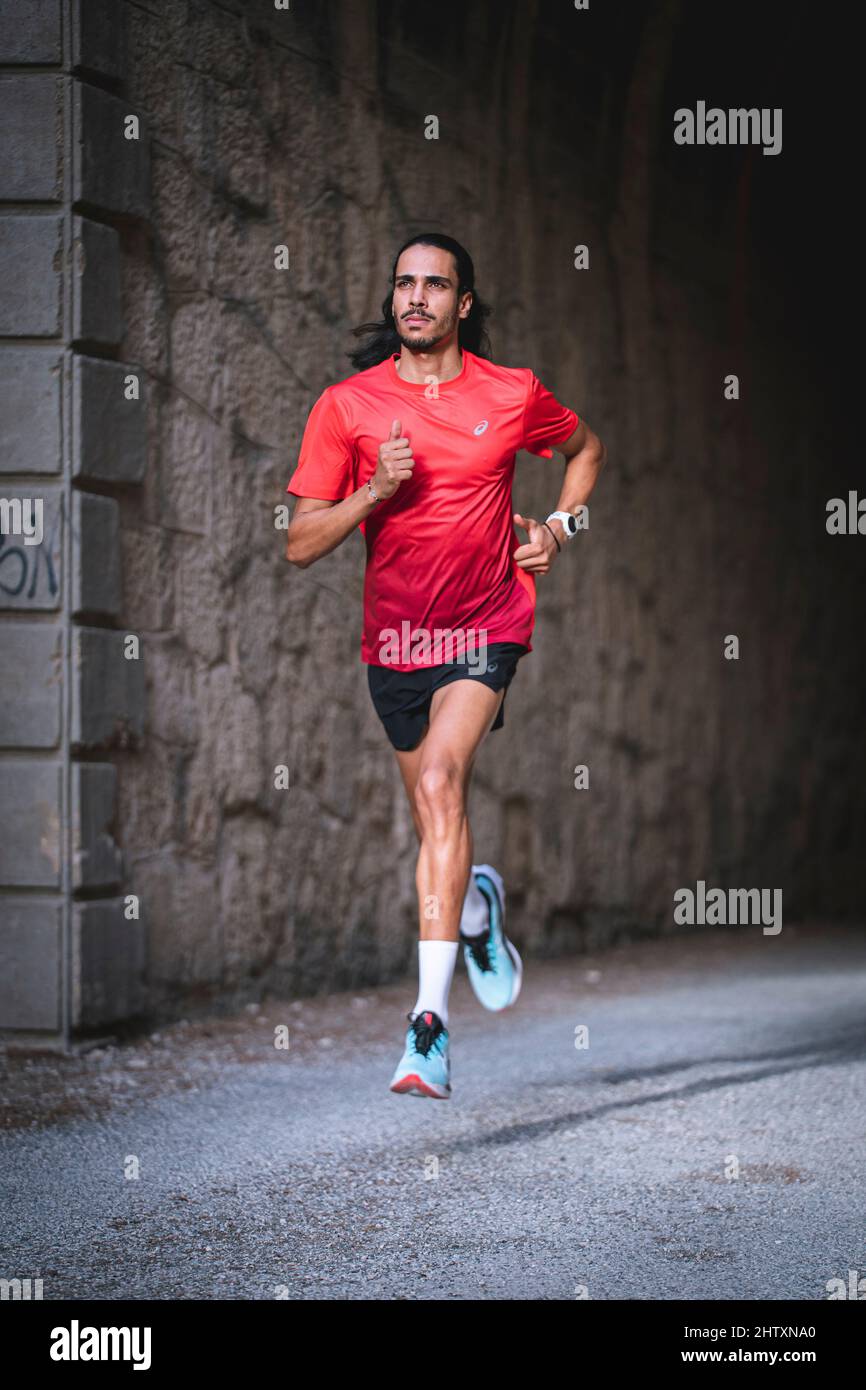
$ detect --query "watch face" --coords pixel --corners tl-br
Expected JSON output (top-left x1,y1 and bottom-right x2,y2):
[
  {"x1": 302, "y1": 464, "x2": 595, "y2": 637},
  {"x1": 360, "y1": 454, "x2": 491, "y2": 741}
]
[{"x1": 564, "y1": 513, "x2": 578, "y2": 536}]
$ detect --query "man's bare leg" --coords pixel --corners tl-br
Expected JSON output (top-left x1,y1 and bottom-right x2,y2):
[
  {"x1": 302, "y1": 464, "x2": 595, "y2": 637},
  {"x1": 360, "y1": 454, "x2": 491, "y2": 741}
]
[
  {"x1": 394, "y1": 739, "x2": 426, "y2": 846},
  {"x1": 388, "y1": 682, "x2": 512, "y2": 1097},
  {"x1": 395, "y1": 707, "x2": 496, "y2": 936},
  {"x1": 407, "y1": 681, "x2": 504, "y2": 942}
]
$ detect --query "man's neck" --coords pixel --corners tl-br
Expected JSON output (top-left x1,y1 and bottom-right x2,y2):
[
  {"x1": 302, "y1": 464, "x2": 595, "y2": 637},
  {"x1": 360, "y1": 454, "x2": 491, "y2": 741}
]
[{"x1": 395, "y1": 341, "x2": 464, "y2": 385}]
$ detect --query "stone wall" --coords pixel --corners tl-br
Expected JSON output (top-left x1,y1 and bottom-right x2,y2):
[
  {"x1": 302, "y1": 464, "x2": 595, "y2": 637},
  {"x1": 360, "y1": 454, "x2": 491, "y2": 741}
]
[
  {"x1": 0, "y1": 0, "x2": 148, "y2": 1047},
  {"x1": 2, "y1": 0, "x2": 863, "y2": 1042}
]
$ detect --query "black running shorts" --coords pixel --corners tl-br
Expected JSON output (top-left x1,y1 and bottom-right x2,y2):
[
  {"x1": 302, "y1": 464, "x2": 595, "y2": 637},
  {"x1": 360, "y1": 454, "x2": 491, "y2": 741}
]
[{"x1": 367, "y1": 642, "x2": 528, "y2": 752}]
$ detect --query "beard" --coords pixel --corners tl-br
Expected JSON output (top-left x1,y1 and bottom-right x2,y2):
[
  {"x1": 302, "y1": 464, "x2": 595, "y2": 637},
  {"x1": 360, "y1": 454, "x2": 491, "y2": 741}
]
[{"x1": 395, "y1": 309, "x2": 457, "y2": 353}]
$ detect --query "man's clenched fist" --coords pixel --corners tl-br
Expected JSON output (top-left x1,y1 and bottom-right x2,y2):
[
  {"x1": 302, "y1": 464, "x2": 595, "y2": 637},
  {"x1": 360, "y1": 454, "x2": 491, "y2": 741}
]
[{"x1": 372, "y1": 419, "x2": 415, "y2": 499}]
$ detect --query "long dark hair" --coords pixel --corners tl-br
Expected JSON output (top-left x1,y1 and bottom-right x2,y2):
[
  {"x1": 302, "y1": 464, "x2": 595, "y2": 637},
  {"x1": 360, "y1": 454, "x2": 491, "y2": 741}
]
[{"x1": 347, "y1": 233, "x2": 493, "y2": 371}]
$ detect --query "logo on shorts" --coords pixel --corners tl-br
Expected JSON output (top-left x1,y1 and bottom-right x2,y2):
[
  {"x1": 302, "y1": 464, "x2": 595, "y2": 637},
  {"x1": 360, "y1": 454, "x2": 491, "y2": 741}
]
[{"x1": 473, "y1": 420, "x2": 489, "y2": 435}]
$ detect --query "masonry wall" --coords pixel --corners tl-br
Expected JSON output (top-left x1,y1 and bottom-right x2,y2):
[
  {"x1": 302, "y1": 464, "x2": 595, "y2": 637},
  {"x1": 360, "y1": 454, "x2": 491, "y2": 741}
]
[
  {"x1": 2, "y1": 0, "x2": 863, "y2": 1041},
  {"x1": 0, "y1": 0, "x2": 149, "y2": 1046}
]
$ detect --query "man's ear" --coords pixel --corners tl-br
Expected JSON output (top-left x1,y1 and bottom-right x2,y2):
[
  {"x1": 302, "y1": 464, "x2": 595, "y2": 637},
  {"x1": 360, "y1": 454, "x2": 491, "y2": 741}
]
[{"x1": 459, "y1": 291, "x2": 473, "y2": 320}]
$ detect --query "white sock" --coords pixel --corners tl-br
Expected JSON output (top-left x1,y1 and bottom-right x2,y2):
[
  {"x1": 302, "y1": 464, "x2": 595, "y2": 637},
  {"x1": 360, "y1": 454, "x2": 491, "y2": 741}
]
[
  {"x1": 460, "y1": 870, "x2": 490, "y2": 938},
  {"x1": 411, "y1": 940, "x2": 459, "y2": 1026}
]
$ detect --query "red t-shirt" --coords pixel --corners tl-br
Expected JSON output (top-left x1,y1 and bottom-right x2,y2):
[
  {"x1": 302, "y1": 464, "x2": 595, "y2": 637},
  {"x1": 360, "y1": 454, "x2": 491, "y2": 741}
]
[{"x1": 286, "y1": 348, "x2": 579, "y2": 669}]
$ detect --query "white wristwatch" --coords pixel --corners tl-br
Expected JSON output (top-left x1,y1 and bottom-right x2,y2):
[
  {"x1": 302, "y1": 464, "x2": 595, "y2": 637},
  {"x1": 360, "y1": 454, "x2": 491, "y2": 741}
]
[{"x1": 546, "y1": 509, "x2": 579, "y2": 541}]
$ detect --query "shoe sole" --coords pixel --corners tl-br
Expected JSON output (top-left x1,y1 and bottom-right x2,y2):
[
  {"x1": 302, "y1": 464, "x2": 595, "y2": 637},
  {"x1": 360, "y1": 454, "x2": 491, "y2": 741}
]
[
  {"x1": 503, "y1": 936, "x2": 523, "y2": 1006},
  {"x1": 390, "y1": 1073, "x2": 451, "y2": 1100},
  {"x1": 468, "y1": 940, "x2": 522, "y2": 1011}
]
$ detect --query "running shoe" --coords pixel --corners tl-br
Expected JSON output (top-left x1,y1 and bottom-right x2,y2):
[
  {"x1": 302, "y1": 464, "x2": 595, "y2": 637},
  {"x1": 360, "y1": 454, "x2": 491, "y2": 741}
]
[
  {"x1": 460, "y1": 864, "x2": 523, "y2": 1011},
  {"x1": 389, "y1": 1009, "x2": 451, "y2": 1099}
]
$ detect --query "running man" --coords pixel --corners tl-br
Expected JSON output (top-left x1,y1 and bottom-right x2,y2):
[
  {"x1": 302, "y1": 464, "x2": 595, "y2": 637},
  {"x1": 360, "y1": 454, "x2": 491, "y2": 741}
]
[{"x1": 285, "y1": 233, "x2": 606, "y2": 1099}]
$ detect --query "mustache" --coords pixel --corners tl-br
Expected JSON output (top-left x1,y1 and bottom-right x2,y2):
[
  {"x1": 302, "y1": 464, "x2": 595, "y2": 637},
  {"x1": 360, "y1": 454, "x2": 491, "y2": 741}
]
[{"x1": 403, "y1": 312, "x2": 432, "y2": 320}]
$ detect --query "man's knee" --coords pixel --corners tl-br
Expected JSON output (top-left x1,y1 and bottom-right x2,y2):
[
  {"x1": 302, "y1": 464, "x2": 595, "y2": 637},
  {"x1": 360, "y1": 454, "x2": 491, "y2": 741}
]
[{"x1": 415, "y1": 761, "x2": 465, "y2": 828}]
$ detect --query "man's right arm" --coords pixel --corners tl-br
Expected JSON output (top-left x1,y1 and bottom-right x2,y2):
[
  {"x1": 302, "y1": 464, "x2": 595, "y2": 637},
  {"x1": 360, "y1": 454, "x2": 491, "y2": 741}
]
[
  {"x1": 285, "y1": 489, "x2": 377, "y2": 569},
  {"x1": 285, "y1": 418, "x2": 414, "y2": 568}
]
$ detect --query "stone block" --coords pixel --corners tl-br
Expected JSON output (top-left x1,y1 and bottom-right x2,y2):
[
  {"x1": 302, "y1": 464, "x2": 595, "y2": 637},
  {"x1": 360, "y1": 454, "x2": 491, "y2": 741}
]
[
  {"x1": 72, "y1": 355, "x2": 147, "y2": 485},
  {"x1": 72, "y1": 81, "x2": 150, "y2": 220},
  {"x1": 0, "y1": 622, "x2": 62, "y2": 746},
  {"x1": 0, "y1": 484, "x2": 62, "y2": 611},
  {"x1": 0, "y1": 0, "x2": 61, "y2": 64},
  {"x1": 0, "y1": 75, "x2": 63, "y2": 201},
  {"x1": 0, "y1": 760, "x2": 61, "y2": 886},
  {"x1": 71, "y1": 217, "x2": 122, "y2": 346},
  {"x1": 71, "y1": 0, "x2": 125, "y2": 81},
  {"x1": 72, "y1": 490, "x2": 120, "y2": 618},
  {"x1": 72, "y1": 762, "x2": 122, "y2": 889},
  {"x1": 0, "y1": 898, "x2": 62, "y2": 1031},
  {"x1": 0, "y1": 348, "x2": 63, "y2": 475},
  {"x1": 71, "y1": 626, "x2": 145, "y2": 750},
  {"x1": 72, "y1": 898, "x2": 144, "y2": 1029},
  {"x1": 0, "y1": 216, "x2": 63, "y2": 337}
]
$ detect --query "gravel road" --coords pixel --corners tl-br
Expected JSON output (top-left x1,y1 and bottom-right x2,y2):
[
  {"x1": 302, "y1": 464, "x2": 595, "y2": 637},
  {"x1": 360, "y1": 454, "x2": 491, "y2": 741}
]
[{"x1": 1, "y1": 923, "x2": 864, "y2": 1300}]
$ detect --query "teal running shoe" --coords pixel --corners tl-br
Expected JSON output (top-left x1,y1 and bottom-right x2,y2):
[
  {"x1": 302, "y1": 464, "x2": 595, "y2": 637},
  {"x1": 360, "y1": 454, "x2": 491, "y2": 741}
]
[
  {"x1": 389, "y1": 1010, "x2": 451, "y2": 1099},
  {"x1": 460, "y1": 864, "x2": 523, "y2": 1011}
]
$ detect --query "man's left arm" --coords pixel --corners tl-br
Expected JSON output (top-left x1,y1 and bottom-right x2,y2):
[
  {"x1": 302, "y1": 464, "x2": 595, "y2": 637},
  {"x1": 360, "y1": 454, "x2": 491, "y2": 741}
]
[{"x1": 513, "y1": 420, "x2": 607, "y2": 573}]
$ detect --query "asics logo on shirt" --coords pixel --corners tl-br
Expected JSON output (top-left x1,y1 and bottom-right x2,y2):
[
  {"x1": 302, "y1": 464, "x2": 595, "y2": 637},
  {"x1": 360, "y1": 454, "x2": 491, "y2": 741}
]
[{"x1": 473, "y1": 420, "x2": 489, "y2": 435}]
